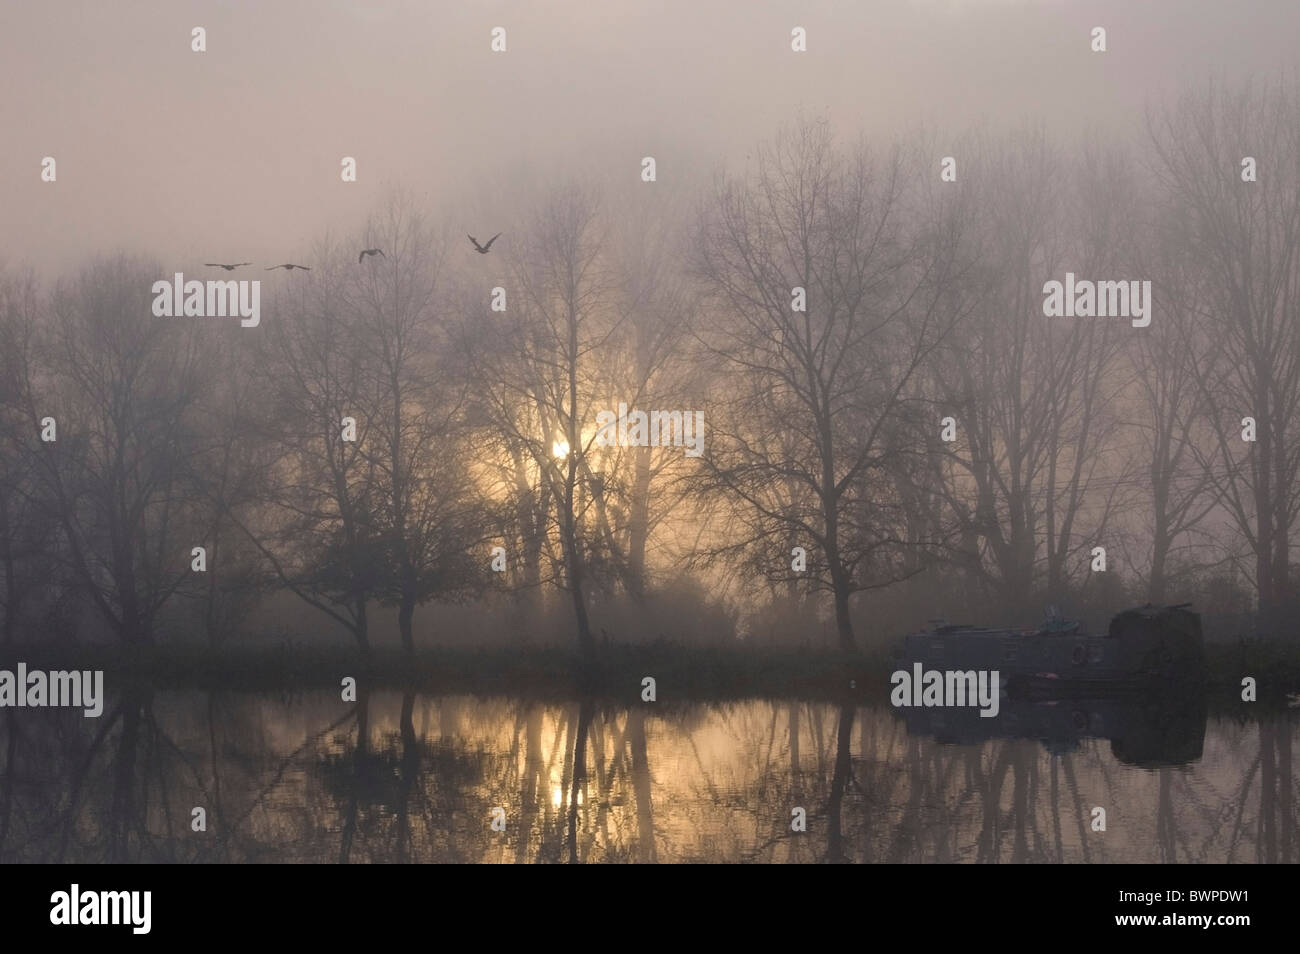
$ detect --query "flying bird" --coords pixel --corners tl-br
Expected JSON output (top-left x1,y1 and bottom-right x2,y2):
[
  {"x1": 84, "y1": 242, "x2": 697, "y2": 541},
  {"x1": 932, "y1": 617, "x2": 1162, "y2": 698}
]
[
  {"x1": 358, "y1": 248, "x2": 386, "y2": 263},
  {"x1": 265, "y1": 264, "x2": 311, "y2": 271},
  {"x1": 468, "y1": 233, "x2": 501, "y2": 254},
  {"x1": 204, "y1": 262, "x2": 251, "y2": 271}
]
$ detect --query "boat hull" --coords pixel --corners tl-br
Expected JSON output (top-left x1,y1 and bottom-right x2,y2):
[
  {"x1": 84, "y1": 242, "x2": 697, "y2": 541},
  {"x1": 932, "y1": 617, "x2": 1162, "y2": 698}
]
[{"x1": 891, "y1": 604, "x2": 1205, "y2": 696}]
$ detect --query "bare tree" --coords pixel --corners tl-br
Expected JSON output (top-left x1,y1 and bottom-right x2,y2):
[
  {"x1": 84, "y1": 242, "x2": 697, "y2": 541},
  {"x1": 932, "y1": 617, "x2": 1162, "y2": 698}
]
[
  {"x1": 26, "y1": 258, "x2": 208, "y2": 645},
  {"x1": 693, "y1": 117, "x2": 977, "y2": 650},
  {"x1": 467, "y1": 182, "x2": 617, "y2": 656},
  {"x1": 587, "y1": 182, "x2": 698, "y2": 602},
  {"x1": 1149, "y1": 80, "x2": 1300, "y2": 629},
  {"x1": 347, "y1": 198, "x2": 489, "y2": 652},
  {"x1": 0, "y1": 270, "x2": 60, "y2": 644},
  {"x1": 188, "y1": 333, "x2": 272, "y2": 646},
  {"x1": 243, "y1": 243, "x2": 382, "y2": 649},
  {"x1": 1127, "y1": 192, "x2": 1222, "y2": 603},
  {"x1": 931, "y1": 130, "x2": 1127, "y2": 621}
]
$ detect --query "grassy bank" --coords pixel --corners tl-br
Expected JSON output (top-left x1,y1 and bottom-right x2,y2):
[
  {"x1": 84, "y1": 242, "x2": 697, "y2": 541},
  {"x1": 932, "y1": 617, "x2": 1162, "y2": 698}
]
[
  {"x1": 1, "y1": 642, "x2": 883, "y2": 702},
  {"x1": 2, "y1": 639, "x2": 1299, "y2": 709}
]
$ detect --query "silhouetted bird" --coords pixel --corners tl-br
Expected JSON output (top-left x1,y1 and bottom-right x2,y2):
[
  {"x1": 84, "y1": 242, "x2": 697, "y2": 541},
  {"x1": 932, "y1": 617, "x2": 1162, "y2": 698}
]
[
  {"x1": 265, "y1": 264, "x2": 311, "y2": 271},
  {"x1": 204, "y1": 262, "x2": 251, "y2": 271},
  {"x1": 468, "y1": 233, "x2": 501, "y2": 254},
  {"x1": 358, "y1": 248, "x2": 386, "y2": 263}
]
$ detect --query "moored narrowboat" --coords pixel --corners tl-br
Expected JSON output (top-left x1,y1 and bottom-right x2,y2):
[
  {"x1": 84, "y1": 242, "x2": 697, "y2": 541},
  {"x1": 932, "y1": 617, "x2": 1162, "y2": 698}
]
[{"x1": 892, "y1": 603, "x2": 1205, "y2": 696}]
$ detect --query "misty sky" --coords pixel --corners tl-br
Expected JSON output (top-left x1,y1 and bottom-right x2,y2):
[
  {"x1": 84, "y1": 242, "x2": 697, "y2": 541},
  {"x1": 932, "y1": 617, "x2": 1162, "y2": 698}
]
[{"x1": 2, "y1": 0, "x2": 1296, "y2": 276}]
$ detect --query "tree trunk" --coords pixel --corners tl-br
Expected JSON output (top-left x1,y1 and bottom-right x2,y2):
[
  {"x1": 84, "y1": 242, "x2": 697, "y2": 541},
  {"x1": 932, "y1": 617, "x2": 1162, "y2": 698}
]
[
  {"x1": 0, "y1": 495, "x2": 15, "y2": 647},
  {"x1": 626, "y1": 445, "x2": 652, "y2": 601},
  {"x1": 398, "y1": 596, "x2": 415, "y2": 654},
  {"x1": 354, "y1": 598, "x2": 370, "y2": 652},
  {"x1": 832, "y1": 582, "x2": 855, "y2": 653}
]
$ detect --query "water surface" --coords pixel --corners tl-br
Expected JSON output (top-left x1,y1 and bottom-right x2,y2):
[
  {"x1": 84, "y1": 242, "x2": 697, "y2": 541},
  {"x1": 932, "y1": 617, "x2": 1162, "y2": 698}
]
[{"x1": 1, "y1": 691, "x2": 1293, "y2": 863}]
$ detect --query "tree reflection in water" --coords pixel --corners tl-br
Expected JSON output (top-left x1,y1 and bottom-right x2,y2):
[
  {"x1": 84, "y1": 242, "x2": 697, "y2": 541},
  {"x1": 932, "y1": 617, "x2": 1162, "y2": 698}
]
[{"x1": 0, "y1": 690, "x2": 1292, "y2": 863}]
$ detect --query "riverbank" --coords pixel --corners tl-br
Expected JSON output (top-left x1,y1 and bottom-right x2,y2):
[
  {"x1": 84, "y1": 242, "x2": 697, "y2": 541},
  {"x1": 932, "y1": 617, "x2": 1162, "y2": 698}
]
[{"x1": 2, "y1": 639, "x2": 1298, "y2": 709}]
